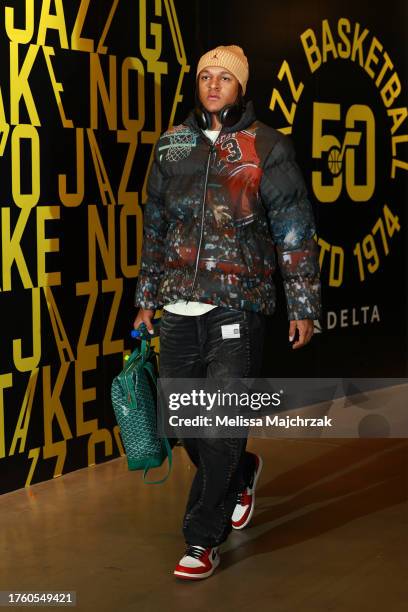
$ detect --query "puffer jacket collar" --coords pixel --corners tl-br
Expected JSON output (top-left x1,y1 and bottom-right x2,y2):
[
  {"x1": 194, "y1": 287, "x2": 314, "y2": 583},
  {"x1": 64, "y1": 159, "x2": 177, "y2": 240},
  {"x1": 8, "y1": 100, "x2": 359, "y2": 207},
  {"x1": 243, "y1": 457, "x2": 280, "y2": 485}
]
[{"x1": 183, "y1": 100, "x2": 257, "y2": 134}]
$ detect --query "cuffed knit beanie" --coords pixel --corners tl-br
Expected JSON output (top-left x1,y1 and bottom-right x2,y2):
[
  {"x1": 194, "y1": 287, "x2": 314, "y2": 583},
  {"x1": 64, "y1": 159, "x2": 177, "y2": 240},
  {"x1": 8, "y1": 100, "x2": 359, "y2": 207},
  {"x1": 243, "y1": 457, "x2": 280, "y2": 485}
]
[{"x1": 196, "y1": 45, "x2": 249, "y2": 95}]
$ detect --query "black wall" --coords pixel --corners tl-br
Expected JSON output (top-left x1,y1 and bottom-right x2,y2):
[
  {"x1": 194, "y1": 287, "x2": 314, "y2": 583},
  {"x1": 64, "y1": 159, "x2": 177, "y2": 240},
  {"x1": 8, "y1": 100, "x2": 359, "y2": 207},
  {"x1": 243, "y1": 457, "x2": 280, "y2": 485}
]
[{"x1": 0, "y1": 0, "x2": 406, "y2": 494}]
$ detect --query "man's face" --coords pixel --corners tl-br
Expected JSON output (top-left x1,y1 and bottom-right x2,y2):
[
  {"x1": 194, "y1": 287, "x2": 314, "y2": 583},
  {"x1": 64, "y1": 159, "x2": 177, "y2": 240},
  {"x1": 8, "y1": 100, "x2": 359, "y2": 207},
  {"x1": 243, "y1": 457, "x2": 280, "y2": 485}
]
[{"x1": 198, "y1": 66, "x2": 240, "y2": 113}]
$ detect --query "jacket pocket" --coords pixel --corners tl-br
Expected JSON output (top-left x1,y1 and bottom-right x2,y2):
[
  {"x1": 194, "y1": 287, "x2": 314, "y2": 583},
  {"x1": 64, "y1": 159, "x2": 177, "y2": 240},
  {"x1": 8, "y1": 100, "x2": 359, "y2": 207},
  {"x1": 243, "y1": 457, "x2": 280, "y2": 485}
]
[{"x1": 235, "y1": 216, "x2": 272, "y2": 279}]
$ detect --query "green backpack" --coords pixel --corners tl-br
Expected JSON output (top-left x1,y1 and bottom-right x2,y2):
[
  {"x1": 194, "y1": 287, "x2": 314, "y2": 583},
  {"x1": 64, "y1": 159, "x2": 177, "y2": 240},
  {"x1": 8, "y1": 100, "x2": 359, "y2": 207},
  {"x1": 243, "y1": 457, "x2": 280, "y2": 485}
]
[{"x1": 111, "y1": 335, "x2": 173, "y2": 484}]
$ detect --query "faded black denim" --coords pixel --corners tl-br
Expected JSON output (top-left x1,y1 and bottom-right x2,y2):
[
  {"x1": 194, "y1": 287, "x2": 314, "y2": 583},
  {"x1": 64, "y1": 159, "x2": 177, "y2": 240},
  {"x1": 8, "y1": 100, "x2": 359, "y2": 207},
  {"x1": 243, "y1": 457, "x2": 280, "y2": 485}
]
[{"x1": 159, "y1": 305, "x2": 266, "y2": 547}]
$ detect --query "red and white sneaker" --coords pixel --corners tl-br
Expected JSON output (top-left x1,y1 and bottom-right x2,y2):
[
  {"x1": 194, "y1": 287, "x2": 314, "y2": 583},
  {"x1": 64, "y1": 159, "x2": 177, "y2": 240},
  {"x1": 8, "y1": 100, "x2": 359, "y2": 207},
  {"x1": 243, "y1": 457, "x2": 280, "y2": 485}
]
[
  {"x1": 174, "y1": 545, "x2": 220, "y2": 580},
  {"x1": 231, "y1": 453, "x2": 263, "y2": 530}
]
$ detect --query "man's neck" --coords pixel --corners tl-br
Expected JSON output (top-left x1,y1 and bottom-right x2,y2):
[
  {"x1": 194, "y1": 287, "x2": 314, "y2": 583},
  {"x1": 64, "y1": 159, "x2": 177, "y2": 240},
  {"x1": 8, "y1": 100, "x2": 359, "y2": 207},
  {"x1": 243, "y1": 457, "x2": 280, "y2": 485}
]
[{"x1": 210, "y1": 113, "x2": 222, "y2": 130}]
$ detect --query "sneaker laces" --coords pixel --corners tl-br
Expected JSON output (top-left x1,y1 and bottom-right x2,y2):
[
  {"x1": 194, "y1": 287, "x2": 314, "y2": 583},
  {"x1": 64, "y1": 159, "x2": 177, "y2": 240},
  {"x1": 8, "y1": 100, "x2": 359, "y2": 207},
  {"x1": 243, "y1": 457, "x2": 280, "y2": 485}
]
[
  {"x1": 236, "y1": 489, "x2": 251, "y2": 506},
  {"x1": 237, "y1": 461, "x2": 257, "y2": 505},
  {"x1": 185, "y1": 545, "x2": 208, "y2": 560}
]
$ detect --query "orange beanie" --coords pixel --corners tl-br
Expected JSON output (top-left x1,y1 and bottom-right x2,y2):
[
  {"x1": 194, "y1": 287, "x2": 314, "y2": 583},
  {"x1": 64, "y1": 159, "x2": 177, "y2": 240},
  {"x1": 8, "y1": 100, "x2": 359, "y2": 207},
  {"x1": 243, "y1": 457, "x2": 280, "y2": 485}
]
[{"x1": 196, "y1": 45, "x2": 249, "y2": 94}]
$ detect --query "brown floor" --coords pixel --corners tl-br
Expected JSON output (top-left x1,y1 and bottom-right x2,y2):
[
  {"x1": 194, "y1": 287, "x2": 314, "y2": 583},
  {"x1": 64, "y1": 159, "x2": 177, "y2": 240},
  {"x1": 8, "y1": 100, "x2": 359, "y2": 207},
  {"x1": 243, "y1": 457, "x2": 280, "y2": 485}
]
[{"x1": 0, "y1": 437, "x2": 407, "y2": 612}]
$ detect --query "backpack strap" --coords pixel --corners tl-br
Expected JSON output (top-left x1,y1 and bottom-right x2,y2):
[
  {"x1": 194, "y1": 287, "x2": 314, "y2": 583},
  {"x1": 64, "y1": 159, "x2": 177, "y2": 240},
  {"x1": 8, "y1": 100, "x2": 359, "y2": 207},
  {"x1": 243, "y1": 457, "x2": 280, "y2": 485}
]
[
  {"x1": 140, "y1": 338, "x2": 149, "y2": 358},
  {"x1": 142, "y1": 435, "x2": 173, "y2": 484},
  {"x1": 141, "y1": 338, "x2": 173, "y2": 485}
]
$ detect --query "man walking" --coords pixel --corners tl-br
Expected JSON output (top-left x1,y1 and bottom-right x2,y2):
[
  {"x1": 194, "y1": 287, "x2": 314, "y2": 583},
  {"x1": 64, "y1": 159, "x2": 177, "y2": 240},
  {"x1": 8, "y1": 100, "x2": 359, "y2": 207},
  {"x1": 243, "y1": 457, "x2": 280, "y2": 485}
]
[{"x1": 134, "y1": 45, "x2": 321, "y2": 579}]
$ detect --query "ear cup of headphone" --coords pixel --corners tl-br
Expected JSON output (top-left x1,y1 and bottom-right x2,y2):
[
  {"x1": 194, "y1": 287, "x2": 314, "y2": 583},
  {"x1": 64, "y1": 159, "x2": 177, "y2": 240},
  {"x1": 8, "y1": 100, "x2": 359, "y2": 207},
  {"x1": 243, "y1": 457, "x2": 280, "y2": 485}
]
[
  {"x1": 219, "y1": 101, "x2": 244, "y2": 127},
  {"x1": 194, "y1": 106, "x2": 213, "y2": 130}
]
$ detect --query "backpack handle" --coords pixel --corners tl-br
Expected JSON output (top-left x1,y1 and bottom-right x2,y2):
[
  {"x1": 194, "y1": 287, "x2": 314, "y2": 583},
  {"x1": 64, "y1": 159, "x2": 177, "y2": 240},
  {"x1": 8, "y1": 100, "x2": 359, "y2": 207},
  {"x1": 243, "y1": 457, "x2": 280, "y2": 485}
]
[{"x1": 142, "y1": 436, "x2": 173, "y2": 484}]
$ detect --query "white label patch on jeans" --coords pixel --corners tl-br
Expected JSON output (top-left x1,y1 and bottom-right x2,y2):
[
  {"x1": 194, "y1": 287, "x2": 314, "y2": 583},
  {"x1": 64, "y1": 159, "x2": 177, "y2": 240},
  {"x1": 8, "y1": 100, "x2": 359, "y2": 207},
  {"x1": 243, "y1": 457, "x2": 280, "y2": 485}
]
[{"x1": 221, "y1": 323, "x2": 240, "y2": 340}]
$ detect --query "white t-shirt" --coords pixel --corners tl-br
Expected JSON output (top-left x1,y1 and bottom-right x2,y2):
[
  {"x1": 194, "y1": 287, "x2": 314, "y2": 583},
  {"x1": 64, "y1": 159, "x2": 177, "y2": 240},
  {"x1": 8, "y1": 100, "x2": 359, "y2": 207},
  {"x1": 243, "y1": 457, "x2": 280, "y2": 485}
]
[{"x1": 163, "y1": 129, "x2": 221, "y2": 316}]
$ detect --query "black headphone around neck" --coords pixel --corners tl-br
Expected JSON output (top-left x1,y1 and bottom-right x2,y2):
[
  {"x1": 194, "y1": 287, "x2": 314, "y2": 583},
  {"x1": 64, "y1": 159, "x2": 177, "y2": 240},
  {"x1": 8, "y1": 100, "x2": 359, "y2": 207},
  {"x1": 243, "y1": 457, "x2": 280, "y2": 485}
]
[{"x1": 193, "y1": 88, "x2": 245, "y2": 130}]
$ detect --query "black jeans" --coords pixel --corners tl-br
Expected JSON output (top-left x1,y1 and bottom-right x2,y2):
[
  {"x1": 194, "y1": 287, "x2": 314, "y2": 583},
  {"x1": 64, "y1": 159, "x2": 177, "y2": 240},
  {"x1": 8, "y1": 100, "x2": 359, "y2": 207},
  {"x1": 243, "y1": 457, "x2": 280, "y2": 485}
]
[{"x1": 159, "y1": 306, "x2": 266, "y2": 547}]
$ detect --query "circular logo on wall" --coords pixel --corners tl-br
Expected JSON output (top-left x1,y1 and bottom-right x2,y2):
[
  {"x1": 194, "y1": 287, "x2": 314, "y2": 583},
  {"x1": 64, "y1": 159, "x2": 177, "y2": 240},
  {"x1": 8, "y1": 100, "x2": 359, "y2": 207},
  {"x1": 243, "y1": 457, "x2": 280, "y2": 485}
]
[{"x1": 268, "y1": 18, "x2": 407, "y2": 291}]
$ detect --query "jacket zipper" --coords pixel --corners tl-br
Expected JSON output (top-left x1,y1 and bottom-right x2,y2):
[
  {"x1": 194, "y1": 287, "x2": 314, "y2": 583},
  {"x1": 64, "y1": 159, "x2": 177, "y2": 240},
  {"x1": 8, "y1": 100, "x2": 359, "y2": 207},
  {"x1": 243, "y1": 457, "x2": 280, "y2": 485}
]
[{"x1": 186, "y1": 142, "x2": 216, "y2": 301}]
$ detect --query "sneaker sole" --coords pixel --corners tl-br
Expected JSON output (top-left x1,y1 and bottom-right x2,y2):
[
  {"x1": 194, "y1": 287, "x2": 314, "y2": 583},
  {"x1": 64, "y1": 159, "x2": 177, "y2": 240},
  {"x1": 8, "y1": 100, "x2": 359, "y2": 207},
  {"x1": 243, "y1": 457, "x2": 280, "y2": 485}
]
[
  {"x1": 174, "y1": 555, "x2": 220, "y2": 580},
  {"x1": 232, "y1": 454, "x2": 263, "y2": 530}
]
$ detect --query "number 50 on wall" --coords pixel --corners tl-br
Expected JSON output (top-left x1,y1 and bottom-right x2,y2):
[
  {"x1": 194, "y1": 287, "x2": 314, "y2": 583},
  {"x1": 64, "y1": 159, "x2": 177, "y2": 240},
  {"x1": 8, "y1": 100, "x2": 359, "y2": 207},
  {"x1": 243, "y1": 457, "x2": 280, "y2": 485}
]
[{"x1": 312, "y1": 102, "x2": 375, "y2": 203}]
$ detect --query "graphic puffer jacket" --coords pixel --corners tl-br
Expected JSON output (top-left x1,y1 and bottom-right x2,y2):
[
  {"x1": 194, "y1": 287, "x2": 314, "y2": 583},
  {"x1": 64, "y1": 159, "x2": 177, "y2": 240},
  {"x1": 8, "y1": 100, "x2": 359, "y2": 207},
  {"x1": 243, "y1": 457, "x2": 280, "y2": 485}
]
[{"x1": 134, "y1": 101, "x2": 321, "y2": 319}]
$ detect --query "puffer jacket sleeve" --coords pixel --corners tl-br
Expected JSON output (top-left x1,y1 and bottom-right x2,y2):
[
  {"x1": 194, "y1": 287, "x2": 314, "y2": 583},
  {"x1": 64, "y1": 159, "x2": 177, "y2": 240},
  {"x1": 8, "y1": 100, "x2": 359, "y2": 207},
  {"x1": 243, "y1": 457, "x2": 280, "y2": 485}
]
[
  {"x1": 134, "y1": 142, "x2": 168, "y2": 310},
  {"x1": 259, "y1": 134, "x2": 321, "y2": 320}
]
